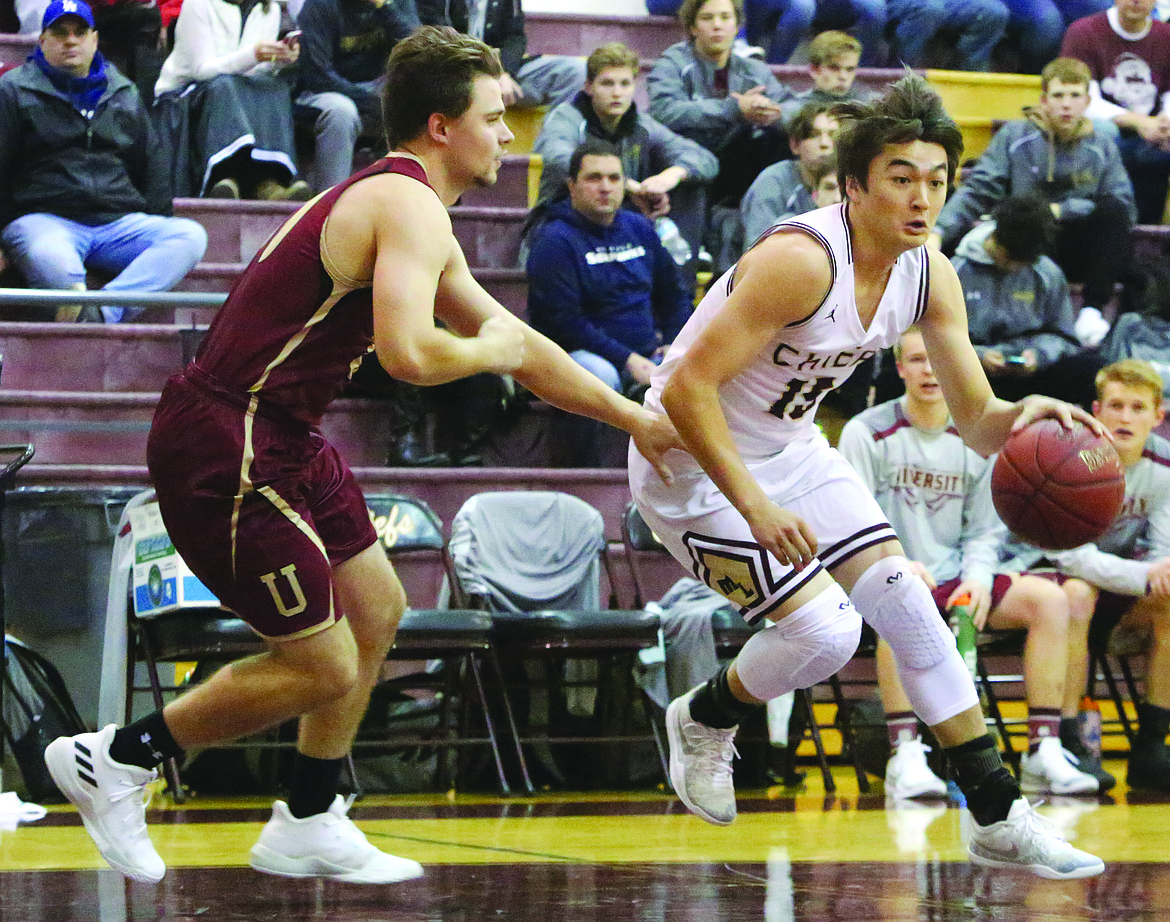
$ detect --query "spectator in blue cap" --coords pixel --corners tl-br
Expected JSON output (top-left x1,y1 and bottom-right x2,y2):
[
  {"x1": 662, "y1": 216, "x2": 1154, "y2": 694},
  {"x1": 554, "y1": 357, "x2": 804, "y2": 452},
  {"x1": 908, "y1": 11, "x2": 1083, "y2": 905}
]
[{"x1": 0, "y1": 0, "x2": 207, "y2": 322}]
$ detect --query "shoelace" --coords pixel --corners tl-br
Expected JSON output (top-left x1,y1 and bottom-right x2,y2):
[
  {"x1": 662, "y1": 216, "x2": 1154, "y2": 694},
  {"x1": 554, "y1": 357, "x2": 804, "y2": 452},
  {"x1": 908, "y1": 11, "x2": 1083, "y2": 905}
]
[
  {"x1": 1015, "y1": 800, "x2": 1072, "y2": 853},
  {"x1": 690, "y1": 724, "x2": 739, "y2": 785},
  {"x1": 106, "y1": 771, "x2": 155, "y2": 837}
]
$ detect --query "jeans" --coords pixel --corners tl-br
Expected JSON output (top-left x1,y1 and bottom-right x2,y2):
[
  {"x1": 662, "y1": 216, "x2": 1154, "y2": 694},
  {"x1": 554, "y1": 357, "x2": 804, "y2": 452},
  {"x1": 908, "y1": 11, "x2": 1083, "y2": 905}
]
[
  {"x1": 297, "y1": 81, "x2": 382, "y2": 192},
  {"x1": 1000, "y1": 0, "x2": 1065, "y2": 73},
  {"x1": 887, "y1": 0, "x2": 1009, "y2": 70},
  {"x1": 0, "y1": 212, "x2": 208, "y2": 322},
  {"x1": 570, "y1": 350, "x2": 623, "y2": 392},
  {"x1": 515, "y1": 56, "x2": 587, "y2": 110}
]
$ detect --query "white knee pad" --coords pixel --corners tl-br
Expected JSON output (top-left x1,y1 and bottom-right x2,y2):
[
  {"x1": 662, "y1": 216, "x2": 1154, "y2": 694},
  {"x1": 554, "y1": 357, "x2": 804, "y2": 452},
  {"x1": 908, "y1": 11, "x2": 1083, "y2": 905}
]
[
  {"x1": 851, "y1": 556, "x2": 978, "y2": 725},
  {"x1": 735, "y1": 583, "x2": 861, "y2": 702}
]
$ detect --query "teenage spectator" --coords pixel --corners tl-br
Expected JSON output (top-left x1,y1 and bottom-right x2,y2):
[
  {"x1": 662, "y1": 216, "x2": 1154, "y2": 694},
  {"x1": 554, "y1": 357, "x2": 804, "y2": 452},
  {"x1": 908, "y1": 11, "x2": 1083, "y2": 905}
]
[
  {"x1": 930, "y1": 57, "x2": 1136, "y2": 349},
  {"x1": 0, "y1": 0, "x2": 207, "y2": 322},
  {"x1": 779, "y1": 30, "x2": 874, "y2": 125},
  {"x1": 1006, "y1": 358, "x2": 1170, "y2": 793},
  {"x1": 294, "y1": 0, "x2": 419, "y2": 192},
  {"x1": 839, "y1": 327, "x2": 1101, "y2": 798},
  {"x1": 809, "y1": 154, "x2": 840, "y2": 205},
  {"x1": 532, "y1": 42, "x2": 717, "y2": 283},
  {"x1": 648, "y1": 0, "x2": 794, "y2": 210},
  {"x1": 527, "y1": 142, "x2": 692, "y2": 397},
  {"x1": 885, "y1": 0, "x2": 1009, "y2": 72},
  {"x1": 950, "y1": 195, "x2": 1106, "y2": 407},
  {"x1": 153, "y1": 0, "x2": 311, "y2": 201},
  {"x1": 740, "y1": 101, "x2": 837, "y2": 244},
  {"x1": 415, "y1": 0, "x2": 584, "y2": 112},
  {"x1": 1060, "y1": 0, "x2": 1170, "y2": 224}
]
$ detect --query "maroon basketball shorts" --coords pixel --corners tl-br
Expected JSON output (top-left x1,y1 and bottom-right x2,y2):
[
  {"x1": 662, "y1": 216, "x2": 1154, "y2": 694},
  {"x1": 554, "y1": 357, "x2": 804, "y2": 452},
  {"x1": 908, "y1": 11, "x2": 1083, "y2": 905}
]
[
  {"x1": 146, "y1": 371, "x2": 377, "y2": 640},
  {"x1": 930, "y1": 574, "x2": 1014, "y2": 614}
]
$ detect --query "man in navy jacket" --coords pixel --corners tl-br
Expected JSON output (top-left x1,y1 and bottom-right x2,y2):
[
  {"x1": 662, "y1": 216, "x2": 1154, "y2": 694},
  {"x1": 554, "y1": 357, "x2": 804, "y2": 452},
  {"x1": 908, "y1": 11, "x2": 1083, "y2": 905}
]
[{"x1": 526, "y1": 141, "x2": 693, "y2": 399}]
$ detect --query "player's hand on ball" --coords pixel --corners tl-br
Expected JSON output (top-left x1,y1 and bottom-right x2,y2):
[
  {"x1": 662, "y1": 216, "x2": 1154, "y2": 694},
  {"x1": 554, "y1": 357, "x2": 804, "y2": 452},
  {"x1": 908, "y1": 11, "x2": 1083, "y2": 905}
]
[
  {"x1": 476, "y1": 316, "x2": 526, "y2": 374},
  {"x1": 748, "y1": 502, "x2": 817, "y2": 571},
  {"x1": 1011, "y1": 394, "x2": 1110, "y2": 440}
]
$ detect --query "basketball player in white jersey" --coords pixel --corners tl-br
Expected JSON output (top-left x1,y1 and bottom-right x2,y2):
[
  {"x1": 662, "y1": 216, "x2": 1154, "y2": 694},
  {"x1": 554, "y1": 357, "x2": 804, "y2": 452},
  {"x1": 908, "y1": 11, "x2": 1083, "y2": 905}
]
[{"x1": 628, "y1": 74, "x2": 1106, "y2": 879}]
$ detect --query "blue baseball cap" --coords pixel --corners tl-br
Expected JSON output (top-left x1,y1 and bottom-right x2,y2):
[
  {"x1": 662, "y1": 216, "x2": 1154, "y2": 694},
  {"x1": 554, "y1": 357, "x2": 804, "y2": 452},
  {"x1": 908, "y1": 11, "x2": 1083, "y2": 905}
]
[{"x1": 42, "y1": 0, "x2": 96, "y2": 31}]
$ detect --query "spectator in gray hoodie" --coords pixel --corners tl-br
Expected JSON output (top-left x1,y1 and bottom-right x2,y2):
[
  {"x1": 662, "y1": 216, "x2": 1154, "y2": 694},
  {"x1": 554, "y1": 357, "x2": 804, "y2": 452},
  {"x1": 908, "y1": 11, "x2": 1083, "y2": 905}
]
[
  {"x1": 533, "y1": 42, "x2": 718, "y2": 279},
  {"x1": 930, "y1": 57, "x2": 1136, "y2": 350}
]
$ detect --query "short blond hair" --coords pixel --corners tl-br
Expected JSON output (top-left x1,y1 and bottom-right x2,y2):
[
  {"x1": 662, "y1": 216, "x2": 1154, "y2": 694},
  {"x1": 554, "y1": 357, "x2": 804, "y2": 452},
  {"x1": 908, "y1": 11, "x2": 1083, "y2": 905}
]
[
  {"x1": 1095, "y1": 358, "x2": 1165, "y2": 406},
  {"x1": 586, "y1": 42, "x2": 639, "y2": 82},
  {"x1": 893, "y1": 324, "x2": 923, "y2": 362},
  {"x1": 1041, "y1": 57, "x2": 1091, "y2": 94},
  {"x1": 808, "y1": 30, "x2": 862, "y2": 66}
]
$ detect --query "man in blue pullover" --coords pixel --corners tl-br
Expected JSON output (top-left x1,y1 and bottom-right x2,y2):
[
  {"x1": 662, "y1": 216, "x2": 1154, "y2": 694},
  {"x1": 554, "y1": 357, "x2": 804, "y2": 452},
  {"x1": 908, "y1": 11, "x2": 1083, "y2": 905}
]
[
  {"x1": 526, "y1": 140, "x2": 693, "y2": 463},
  {"x1": 527, "y1": 141, "x2": 693, "y2": 395}
]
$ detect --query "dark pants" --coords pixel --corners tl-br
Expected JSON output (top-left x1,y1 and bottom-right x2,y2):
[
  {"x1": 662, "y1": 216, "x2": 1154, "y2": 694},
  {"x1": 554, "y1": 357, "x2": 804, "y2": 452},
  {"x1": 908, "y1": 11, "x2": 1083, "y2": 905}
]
[
  {"x1": 711, "y1": 125, "x2": 789, "y2": 208},
  {"x1": 1117, "y1": 133, "x2": 1170, "y2": 225},
  {"x1": 1055, "y1": 198, "x2": 1133, "y2": 310}
]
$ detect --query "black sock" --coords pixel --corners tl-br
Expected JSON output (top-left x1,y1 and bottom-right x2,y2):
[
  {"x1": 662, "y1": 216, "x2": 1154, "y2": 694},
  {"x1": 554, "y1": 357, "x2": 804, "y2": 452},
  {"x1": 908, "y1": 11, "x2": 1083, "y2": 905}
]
[
  {"x1": 688, "y1": 666, "x2": 760, "y2": 729},
  {"x1": 1137, "y1": 701, "x2": 1170, "y2": 747},
  {"x1": 287, "y1": 754, "x2": 345, "y2": 818},
  {"x1": 944, "y1": 734, "x2": 1019, "y2": 827},
  {"x1": 1059, "y1": 716, "x2": 1081, "y2": 748},
  {"x1": 109, "y1": 711, "x2": 185, "y2": 769}
]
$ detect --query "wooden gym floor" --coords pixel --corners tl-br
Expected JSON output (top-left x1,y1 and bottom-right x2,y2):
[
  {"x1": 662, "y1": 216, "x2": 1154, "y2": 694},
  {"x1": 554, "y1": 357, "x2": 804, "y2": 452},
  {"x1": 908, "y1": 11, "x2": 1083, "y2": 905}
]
[{"x1": 4, "y1": 756, "x2": 1169, "y2": 922}]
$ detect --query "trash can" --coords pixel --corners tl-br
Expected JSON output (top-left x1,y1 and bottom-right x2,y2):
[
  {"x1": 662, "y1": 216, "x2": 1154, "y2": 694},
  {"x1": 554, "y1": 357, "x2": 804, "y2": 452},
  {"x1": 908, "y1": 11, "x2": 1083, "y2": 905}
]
[{"x1": 2, "y1": 487, "x2": 141, "y2": 726}]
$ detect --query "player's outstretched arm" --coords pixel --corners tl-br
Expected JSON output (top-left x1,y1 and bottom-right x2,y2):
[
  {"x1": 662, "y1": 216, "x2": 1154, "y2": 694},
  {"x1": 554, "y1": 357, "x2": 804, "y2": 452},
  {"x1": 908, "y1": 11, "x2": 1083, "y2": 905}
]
[
  {"x1": 919, "y1": 249, "x2": 1105, "y2": 455},
  {"x1": 660, "y1": 232, "x2": 829, "y2": 570}
]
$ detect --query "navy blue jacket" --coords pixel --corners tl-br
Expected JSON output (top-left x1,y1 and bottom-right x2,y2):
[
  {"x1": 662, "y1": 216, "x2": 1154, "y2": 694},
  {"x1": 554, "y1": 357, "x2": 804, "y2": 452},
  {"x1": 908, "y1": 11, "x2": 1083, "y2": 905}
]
[{"x1": 525, "y1": 199, "x2": 692, "y2": 371}]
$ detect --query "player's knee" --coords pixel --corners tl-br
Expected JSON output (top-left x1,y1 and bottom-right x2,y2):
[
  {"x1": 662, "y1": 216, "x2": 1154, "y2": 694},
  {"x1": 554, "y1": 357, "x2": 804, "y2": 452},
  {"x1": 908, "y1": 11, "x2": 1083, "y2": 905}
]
[
  {"x1": 1013, "y1": 576, "x2": 1070, "y2": 635},
  {"x1": 850, "y1": 555, "x2": 952, "y2": 670},
  {"x1": 283, "y1": 625, "x2": 362, "y2": 703},
  {"x1": 736, "y1": 583, "x2": 861, "y2": 701},
  {"x1": 1063, "y1": 578, "x2": 1098, "y2": 633}
]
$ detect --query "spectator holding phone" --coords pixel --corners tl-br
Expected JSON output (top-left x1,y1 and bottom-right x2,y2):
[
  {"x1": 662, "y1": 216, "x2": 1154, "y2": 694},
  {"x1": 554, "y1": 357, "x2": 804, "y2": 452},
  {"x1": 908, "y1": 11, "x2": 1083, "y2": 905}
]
[
  {"x1": 153, "y1": 0, "x2": 312, "y2": 200},
  {"x1": 949, "y1": 195, "x2": 1103, "y2": 406}
]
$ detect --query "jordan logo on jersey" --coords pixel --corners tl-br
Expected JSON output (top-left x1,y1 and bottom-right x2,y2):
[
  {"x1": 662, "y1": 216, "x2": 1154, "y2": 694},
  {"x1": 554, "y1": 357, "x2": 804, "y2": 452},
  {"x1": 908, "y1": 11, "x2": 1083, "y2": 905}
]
[{"x1": 826, "y1": 308, "x2": 837, "y2": 322}]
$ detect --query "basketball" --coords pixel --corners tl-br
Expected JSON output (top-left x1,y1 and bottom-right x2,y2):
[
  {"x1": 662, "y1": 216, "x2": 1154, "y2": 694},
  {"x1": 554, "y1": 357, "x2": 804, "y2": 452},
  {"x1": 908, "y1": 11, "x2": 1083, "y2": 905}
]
[{"x1": 991, "y1": 419, "x2": 1125, "y2": 551}]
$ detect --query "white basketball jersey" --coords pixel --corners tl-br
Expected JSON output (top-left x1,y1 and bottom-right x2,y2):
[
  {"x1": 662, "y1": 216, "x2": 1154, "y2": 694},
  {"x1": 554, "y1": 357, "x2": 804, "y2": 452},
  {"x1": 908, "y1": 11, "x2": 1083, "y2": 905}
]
[{"x1": 645, "y1": 203, "x2": 930, "y2": 464}]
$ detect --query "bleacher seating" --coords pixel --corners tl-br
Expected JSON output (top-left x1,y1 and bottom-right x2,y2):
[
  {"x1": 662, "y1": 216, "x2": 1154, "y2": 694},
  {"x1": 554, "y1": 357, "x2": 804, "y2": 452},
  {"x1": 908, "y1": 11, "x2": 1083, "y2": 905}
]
[
  {"x1": 526, "y1": 12, "x2": 682, "y2": 61},
  {"x1": 0, "y1": 32, "x2": 32, "y2": 70}
]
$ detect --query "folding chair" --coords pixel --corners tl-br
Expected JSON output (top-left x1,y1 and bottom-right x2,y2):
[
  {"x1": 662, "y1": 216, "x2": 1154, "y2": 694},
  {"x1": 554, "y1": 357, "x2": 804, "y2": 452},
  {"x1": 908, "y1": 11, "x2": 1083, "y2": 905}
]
[
  {"x1": 449, "y1": 491, "x2": 667, "y2": 793},
  {"x1": 620, "y1": 502, "x2": 871, "y2": 794},
  {"x1": 972, "y1": 628, "x2": 1029, "y2": 777},
  {"x1": 124, "y1": 490, "x2": 511, "y2": 800},
  {"x1": 362, "y1": 494, "x2": 512, "y2": 794},
  {"x1": 1089, "y1": 621, "x2": 1150, "y2": 749}
]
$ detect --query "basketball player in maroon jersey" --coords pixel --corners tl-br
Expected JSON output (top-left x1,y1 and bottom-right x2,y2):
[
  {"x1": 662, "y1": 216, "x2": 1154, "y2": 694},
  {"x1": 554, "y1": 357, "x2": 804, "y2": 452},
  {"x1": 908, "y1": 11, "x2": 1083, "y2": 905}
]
[{"x1": 45, "y1": 26, "x2": 682, "y2": 885}]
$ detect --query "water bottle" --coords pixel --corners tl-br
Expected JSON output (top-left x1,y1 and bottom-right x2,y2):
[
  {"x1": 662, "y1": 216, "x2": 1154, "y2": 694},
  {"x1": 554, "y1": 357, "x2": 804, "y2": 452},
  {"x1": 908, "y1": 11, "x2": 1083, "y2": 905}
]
[
  {"x1": 948, "y1": 593, "x2": 978, "y2": 683},
  {"x1": 655, "y1": 216, "x2": 692, "y2": 266},
  {"x1": 1078, "y1": 695, "x2": 1103, "y2": 760}
]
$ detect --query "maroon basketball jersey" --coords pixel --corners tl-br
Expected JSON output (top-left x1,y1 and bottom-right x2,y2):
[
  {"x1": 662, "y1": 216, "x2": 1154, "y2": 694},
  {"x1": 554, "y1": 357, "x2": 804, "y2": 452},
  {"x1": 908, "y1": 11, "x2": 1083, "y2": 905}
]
[{"x1": 192, "y1": 156, "x2": 432, "y2": 425}]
